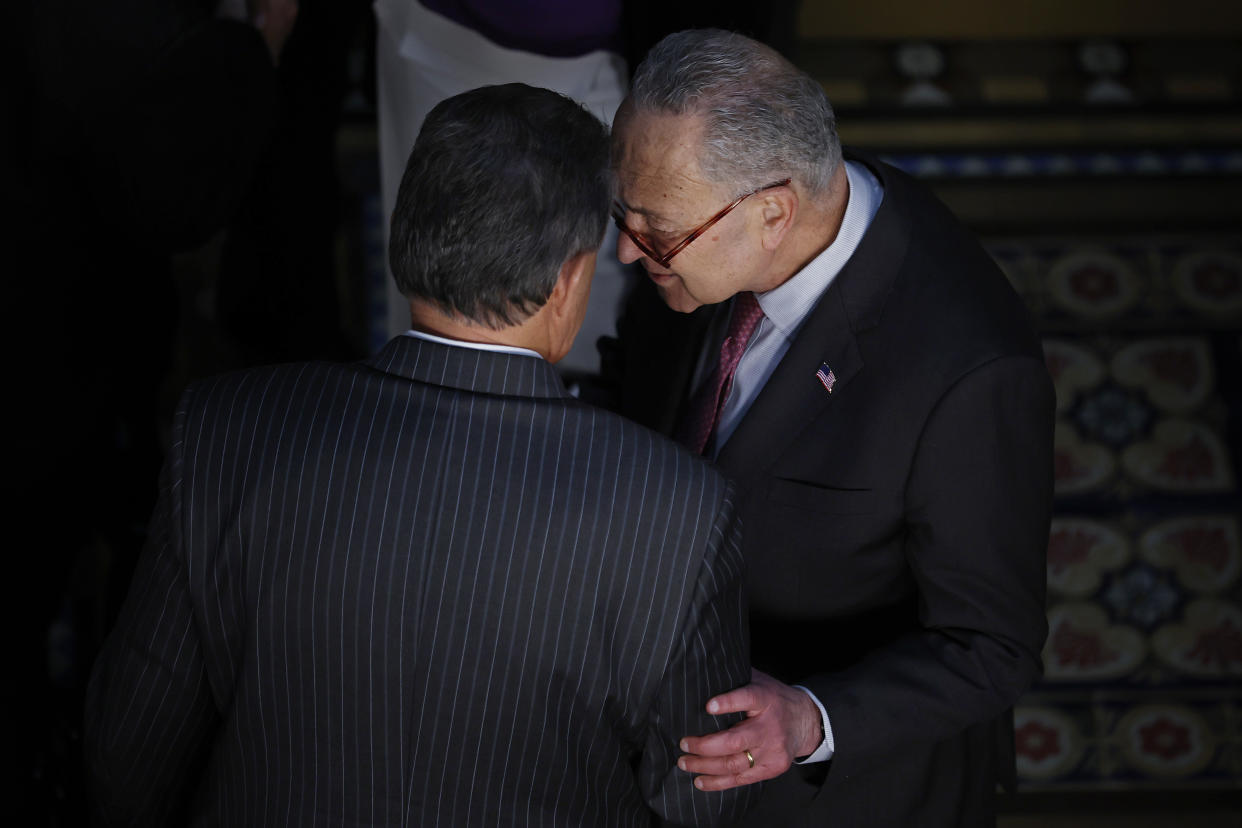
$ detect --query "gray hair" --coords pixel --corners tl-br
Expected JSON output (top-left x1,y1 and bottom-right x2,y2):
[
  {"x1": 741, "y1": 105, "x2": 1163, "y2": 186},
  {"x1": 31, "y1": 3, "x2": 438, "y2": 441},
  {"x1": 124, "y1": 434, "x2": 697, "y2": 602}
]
[
  {"x1": 627, "y1": 29, "x2": 841, "y2": 197},
  {"x1": 390, "y1": 84, "x2": 610, "y2": 329}
]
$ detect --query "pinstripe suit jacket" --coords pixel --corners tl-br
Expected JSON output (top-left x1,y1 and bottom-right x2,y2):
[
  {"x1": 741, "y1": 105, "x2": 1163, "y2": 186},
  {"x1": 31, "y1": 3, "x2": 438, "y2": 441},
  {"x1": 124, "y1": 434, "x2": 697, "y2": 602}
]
[{"x1": 86, "y1": 334, "x2": 758, "y2": 827}]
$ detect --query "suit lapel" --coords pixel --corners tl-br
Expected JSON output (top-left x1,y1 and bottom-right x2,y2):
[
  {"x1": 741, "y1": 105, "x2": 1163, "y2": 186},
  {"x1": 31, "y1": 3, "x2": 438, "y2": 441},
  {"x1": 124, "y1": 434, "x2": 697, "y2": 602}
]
[
  {"x1": 715, "y1": 153, "x2": 913, "y2": 478},
  {"x1": 715, "y1": 283, "x2": 862, "y2": 475}
]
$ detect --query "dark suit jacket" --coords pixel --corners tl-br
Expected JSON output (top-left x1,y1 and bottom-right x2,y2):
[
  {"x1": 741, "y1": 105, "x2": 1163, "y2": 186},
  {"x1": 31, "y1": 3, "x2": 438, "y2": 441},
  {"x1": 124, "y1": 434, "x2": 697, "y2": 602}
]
[
  {"x1": 85, "y1": 335, "x2": 759, "y2": 827},
  {"x1": 608, "y1": 153, "x2": 1055, "y2": 826}
]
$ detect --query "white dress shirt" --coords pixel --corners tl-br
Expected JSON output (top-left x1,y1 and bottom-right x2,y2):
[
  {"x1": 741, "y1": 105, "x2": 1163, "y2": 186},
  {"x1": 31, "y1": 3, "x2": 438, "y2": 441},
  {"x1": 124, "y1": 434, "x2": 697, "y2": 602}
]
[{"x1": 706, "y1": 159, "x2": 884, "y2": 764}]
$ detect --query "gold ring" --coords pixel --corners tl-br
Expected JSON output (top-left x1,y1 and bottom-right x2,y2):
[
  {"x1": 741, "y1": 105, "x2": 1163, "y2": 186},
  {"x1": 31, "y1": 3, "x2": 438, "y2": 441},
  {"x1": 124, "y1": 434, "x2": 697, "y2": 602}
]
[{"x1": 745, "y1": 749, "x2": 755, "y2": 769}]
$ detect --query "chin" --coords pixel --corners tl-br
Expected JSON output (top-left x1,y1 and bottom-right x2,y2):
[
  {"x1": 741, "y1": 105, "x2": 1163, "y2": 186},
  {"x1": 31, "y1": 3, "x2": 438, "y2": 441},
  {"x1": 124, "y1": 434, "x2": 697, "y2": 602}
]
[{"x1": 655, "y1": 282, "x2": 703, "y2": 314}]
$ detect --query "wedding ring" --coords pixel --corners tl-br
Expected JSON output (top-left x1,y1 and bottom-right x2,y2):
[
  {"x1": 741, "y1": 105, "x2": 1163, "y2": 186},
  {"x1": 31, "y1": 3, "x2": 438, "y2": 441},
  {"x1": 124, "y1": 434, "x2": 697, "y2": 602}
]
[{"x1": 745, "y1": 749, "x2": 755, "y2": 769}]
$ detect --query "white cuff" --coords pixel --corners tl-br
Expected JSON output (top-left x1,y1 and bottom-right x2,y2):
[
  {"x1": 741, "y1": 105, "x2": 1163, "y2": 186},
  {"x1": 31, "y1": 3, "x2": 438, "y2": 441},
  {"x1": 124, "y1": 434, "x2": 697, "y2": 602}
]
[{"x1": 791, "y1": 685, "x2": 834, "y2": 764}]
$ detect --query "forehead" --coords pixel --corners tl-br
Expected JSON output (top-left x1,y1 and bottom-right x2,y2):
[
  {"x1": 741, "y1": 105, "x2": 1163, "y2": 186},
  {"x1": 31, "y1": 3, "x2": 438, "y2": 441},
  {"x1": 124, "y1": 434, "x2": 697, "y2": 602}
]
[{"x1": 612, "y1": 110, "x2": 723, "y2": 223}]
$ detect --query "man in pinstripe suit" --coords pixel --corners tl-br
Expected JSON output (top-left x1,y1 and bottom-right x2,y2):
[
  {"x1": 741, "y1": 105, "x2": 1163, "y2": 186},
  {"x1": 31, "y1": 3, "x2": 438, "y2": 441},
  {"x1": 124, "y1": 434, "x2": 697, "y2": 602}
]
[{"x1": 85, "y1": 84, "x2": 758, "y2": 827}]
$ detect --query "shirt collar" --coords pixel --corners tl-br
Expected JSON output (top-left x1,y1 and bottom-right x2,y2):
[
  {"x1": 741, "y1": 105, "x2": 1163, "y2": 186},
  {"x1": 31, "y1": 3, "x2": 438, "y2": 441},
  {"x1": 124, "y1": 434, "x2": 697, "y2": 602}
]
[
  {"x1": 404, "y1": 328, "x2": 544, "y2": 360},
  {"x1": 754, "y1": 160, "x2": 883, "y2": 337}
]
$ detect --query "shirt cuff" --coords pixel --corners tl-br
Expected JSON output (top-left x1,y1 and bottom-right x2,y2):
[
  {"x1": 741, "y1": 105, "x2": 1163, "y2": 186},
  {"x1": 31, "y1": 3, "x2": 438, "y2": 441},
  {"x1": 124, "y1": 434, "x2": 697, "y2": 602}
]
[{"x1": 791, "y1": 685, "x2": 834, "y2": 764}]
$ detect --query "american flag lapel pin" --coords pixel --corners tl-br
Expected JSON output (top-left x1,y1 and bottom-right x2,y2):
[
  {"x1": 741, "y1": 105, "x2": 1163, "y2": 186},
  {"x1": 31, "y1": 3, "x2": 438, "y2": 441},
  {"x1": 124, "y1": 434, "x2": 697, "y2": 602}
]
[{"x1": 815, "y1": 362, "x2": 836, "y2": 394}]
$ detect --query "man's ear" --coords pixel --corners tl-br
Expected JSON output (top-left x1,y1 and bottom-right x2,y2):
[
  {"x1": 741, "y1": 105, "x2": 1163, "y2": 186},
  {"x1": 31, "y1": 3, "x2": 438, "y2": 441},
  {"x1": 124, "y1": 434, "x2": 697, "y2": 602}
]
[
  {"x1": 758, "y1": 186, "x2": 797, "y2": 252},
  {"x1": 547, "y1": 250, "x2": 594, "y2": 319},
  {"x1": 542, "y1": 249, "x2": 597, "y2": 363}
]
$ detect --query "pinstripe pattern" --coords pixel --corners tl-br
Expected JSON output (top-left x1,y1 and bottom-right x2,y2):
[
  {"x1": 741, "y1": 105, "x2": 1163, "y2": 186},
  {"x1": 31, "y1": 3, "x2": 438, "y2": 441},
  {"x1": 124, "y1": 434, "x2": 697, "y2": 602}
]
[{"x1": 86, "y1": 335, "x2": 757, "y2": 827}]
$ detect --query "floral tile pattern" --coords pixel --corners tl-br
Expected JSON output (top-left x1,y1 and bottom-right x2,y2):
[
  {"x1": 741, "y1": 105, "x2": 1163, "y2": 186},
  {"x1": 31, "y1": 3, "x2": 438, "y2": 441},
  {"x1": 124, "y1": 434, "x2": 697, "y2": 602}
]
[
  {"x1": 987, "y1": 235, "x2": 1242, "y2": 333},
  {"x1": 1015, "y1": 693, "x2": 1242, "y2": 790},
  {"x1": 995, "y1": 234, "x2": 1242, "y2": 793}
]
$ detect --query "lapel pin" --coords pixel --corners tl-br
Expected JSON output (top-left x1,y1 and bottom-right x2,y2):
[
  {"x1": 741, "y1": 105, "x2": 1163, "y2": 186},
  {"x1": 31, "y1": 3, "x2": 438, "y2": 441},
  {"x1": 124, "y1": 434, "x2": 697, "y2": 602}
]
[{"x1": 815, "y1": 362, "x2": 837, "y2": 394}]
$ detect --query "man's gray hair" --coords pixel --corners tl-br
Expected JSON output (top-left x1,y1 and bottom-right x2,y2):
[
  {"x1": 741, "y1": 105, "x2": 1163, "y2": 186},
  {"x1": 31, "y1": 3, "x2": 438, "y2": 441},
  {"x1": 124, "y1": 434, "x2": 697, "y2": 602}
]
[
  {"x1": 390, "y1": 84, "x2": 610, "y2": 329},
  {"x1": 627, "y1": 29, "x2": 841, "y2": 197}
]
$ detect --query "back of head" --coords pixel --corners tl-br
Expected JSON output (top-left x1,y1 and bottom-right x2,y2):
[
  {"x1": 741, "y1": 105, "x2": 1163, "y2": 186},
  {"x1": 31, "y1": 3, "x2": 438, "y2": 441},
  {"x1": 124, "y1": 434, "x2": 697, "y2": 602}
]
[
  {"x1": 626, "y1": 29, "x2": 841, "y2": 197},
  {"x1": 390, "y1": 84, "x2": 610, "y2": 329}
]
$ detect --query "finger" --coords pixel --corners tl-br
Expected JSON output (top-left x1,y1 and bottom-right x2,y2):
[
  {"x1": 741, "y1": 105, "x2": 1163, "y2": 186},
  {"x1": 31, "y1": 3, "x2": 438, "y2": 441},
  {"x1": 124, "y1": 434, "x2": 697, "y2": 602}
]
[
  {"x1": 692, "y1": 772, "x2": 751, "y2": 792},
  {"x1": 680, "y1": 724, "x2": 756, "y2": 758},
  {"x1": 689, "y1": 751, "x2": 792, "y2": 791},
  {"x1": 704, "y1": 683, "x2": 760, "y2": 716},
  {"x1": 678, "y1": 751, "x2": 755, "y2": 777},
  {"x1": 690, "y1": 762, "x2": 780, "y2": 792}
]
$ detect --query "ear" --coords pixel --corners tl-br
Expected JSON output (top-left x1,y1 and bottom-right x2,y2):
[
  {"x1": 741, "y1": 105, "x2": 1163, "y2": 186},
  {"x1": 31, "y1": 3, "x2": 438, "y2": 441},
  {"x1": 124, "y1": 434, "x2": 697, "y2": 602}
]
[
  {"x1": 546, "y1": 250, "x2": 594, "y2": 318},
  {"x1": 757, "y1": 185, "x2": 797, "y2": 252},
  {"x1": 543, "y1": 249, "x2": 597, "y2": 362}
]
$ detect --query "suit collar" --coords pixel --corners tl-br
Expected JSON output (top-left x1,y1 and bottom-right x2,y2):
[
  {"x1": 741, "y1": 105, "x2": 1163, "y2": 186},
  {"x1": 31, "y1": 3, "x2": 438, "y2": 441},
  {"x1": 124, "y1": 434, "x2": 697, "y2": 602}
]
[
  {"x1": 715, "y1": 152, "x2": 912, "y2": 474},
  {"x1": 832, "y1": 150, "x2": 913, "y2": 335},
  {"x1": 754, "y1": 157, "x2": 883, "y2": 337},
  {"x1": 364, "y1": 335, "x2": 571, "y2": 400}
]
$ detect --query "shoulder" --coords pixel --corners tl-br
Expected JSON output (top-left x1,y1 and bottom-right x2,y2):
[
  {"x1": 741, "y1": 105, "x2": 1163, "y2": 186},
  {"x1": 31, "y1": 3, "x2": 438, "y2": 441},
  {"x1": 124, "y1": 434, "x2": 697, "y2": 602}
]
[
  {"x1": 562, "y1": 397, "x2": 734, "y2": 504},
  {"x1": 845, "y1": 150, "x2": 1044, "y2": 374},
  {"x1": 175, "y1": 360, "x2": 360, "y2": 434},
  {"x1": 181, "y1": 359, "x2": 341, "y2": 402}
]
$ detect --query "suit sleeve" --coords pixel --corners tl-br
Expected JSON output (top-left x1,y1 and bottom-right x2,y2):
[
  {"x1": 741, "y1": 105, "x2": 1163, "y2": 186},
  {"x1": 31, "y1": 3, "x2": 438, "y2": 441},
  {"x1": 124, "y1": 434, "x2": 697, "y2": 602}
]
[
  {"x1": 84, "y1": 394, "x2": 220, "y2": 825},
  {"x1": 639, "y1": 486, "x2": 762, "y2": 827},
  {"x1": 805, "y1": 355, "x2": 1054, "y2": 781}
]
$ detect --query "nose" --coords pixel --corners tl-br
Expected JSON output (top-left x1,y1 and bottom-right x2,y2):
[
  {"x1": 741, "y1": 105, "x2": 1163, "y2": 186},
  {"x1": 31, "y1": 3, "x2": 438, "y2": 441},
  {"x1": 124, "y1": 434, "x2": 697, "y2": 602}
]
[{"x1": 615, "y1": 226, "x2": 645, "y2": 266}]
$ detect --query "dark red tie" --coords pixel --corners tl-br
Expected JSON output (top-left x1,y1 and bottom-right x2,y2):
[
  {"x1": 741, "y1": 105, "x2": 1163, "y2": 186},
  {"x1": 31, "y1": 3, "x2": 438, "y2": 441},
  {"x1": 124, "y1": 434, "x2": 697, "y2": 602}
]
[{"x1": 676, "y1": 291, "x2": 765, "y2": 455}]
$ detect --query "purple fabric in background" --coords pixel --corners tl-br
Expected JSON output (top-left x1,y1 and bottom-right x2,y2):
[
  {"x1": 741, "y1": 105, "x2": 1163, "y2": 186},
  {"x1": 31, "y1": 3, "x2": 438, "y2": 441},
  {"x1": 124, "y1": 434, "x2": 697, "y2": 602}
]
[{"x1": 420, "y1": 0, "x2": 622, "y2": 57}]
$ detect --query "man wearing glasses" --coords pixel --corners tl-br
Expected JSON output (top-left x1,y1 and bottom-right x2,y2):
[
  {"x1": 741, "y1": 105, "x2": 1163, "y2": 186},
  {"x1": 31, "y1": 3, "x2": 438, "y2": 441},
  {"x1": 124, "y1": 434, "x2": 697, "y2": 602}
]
[{"x1": 606, "y1": 30, "x2": 1055, "y2": 827}]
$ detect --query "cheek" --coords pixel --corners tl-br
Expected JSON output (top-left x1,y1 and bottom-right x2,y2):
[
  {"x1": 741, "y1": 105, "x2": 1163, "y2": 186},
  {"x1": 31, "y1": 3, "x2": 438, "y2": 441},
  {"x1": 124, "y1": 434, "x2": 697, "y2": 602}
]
[
  {"x1": 678, "y1": 256, "x2": 739, "y2": 303},
  {"x1": 673, "y1": 270, "x2": 724, "y2": 308}
]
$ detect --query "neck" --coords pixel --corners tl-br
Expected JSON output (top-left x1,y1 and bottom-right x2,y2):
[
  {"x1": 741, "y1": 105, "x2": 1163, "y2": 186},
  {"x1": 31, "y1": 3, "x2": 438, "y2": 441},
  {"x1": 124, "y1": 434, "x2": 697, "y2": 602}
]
[
  {"x1": 769, "y1": 163, "x2": 849, "y2": 290},
  {"x1": 407, "y1": 300, "x2": 548, "y2": 357}
]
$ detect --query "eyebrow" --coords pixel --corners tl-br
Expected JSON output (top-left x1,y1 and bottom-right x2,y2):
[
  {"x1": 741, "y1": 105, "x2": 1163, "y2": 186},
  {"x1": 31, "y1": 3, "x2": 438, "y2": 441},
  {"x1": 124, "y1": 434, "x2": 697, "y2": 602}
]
[
  {"x1": 615, "y1": 198, "x2": 655, "y2": 218},
  {"x1": 615, "y1": 200, "x2": 678, "y2": 232}
]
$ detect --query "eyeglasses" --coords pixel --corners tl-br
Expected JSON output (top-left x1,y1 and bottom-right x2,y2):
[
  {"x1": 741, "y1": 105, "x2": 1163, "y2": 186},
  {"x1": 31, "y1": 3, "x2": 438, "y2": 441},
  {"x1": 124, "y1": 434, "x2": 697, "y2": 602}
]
[{"x1": 612, "y1": 178, "x2": 791, "y2": 268}]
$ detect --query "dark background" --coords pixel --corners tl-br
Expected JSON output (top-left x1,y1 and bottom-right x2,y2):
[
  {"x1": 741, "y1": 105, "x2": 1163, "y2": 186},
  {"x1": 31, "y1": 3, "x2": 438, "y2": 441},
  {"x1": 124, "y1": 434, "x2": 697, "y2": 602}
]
[{"x1": 6, "y1": 1, "x2": 1240, "y2": 824}]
